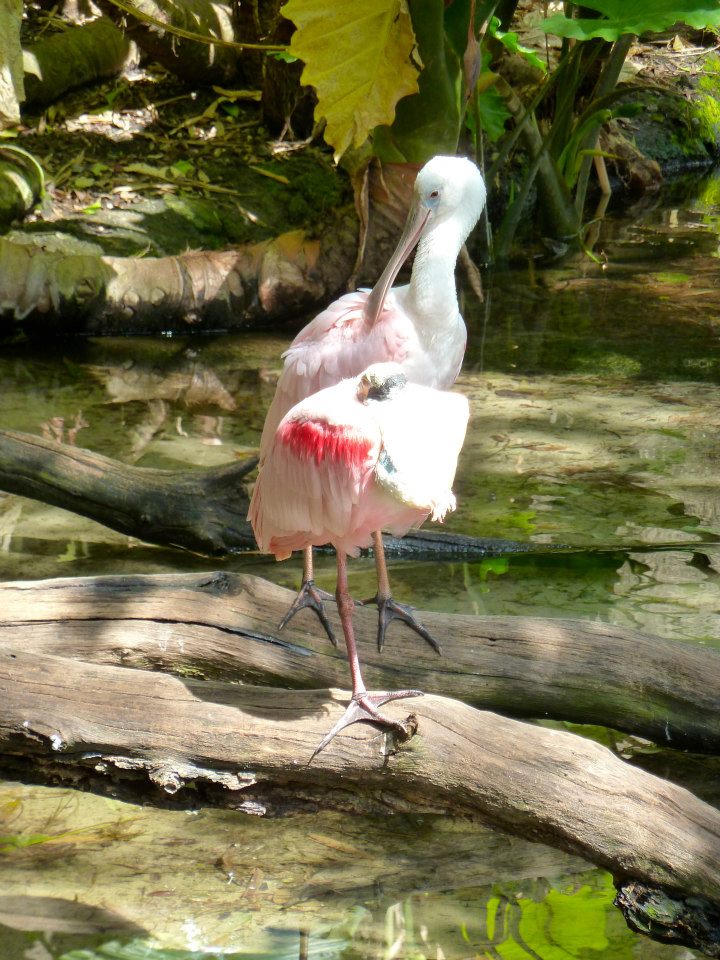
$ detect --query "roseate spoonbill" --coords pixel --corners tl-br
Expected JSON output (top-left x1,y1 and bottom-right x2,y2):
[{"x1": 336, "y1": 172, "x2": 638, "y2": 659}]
[
  {"x1": 249, "y1": 363, "x2": 469, "y2": 755},
  {"x1": 258, "y1": 155, "x2": 485, "y2": 650}
]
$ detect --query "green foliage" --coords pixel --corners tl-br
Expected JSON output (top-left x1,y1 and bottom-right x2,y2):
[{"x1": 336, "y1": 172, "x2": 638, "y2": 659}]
[
  {"x1": 476, "y1": 83, "x2": 512, "y2": 141},
  {"x1": 285, "y1": 170, "x2": 346, "y2": 224},
  {"x1": 374, "y1": 0, "x2": 503, "y2": 161},
  {"x1": 284, "y1": 0, "x2": 420, "y2": 160},
  {"x1": 488, "y1": 16, "x2": 546, "y2": 73},
  {"x1": 542, "y1": 0, "x2": 720, "y2": 42}
]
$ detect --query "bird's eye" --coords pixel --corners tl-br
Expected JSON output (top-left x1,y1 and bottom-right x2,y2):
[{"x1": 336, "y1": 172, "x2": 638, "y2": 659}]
[{"x1": 429, "y1": 190, "x2": 439, "y2": 199}]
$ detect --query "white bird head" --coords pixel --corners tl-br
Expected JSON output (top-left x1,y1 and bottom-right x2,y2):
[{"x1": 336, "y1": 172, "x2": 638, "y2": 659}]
[
  {"x1": 365, "y1": 155, "x2": 486, "y2": 326},
  {"x1": 357, "y1": 362, "x2": 408, "y2": 403},
  {"x1": 414, "y1": 155, "x2": 486, "y2": 245}
]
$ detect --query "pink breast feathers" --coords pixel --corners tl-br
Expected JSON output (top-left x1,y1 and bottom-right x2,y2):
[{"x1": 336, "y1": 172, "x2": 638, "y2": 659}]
[{"x1": 279, "y1": 417, "x2": 372, "y2": 467}]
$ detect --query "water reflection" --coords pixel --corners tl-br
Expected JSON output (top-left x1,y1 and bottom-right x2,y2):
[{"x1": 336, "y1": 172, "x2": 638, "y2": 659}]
[{"x1": 0, "y1": 781, "x2": 693, "y2": 960}]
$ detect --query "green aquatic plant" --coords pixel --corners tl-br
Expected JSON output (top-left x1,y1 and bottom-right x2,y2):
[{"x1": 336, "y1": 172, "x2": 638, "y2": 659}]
[
  {"x1": 0, "y1": 817, "x2": 139, "y2": 854},
  {"x1": 542, "y1": 0, "x2": 720, "y2": 41}
]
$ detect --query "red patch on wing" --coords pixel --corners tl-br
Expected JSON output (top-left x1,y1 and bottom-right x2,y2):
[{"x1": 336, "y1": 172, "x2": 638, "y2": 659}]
[{"x1": 279, "y1": 418, "x2": 372, "y2": 466}]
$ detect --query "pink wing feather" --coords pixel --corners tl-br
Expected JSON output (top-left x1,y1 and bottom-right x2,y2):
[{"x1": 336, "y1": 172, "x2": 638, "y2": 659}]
[
  {"x1": 249, "y1": 384, "x2": 382, "y2": 561},
  {"x1": 258, "y1": 291, "x2": 415, "y2": 459}
]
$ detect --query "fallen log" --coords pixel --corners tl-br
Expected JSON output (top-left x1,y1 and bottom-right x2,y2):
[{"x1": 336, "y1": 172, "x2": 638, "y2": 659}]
[
  {"x1": 0, "y1": 429, "x2": 534, "y2": 558},
  {"x1": 0, "y1": 430, "x2": 257, "y2": 555},
  {"x1": 1, "y1": 571, "x2": 718, "y2": 752},
  {"x1": 1, "y1": 645, "x2": 719, "y2": 926},
  {"x1": 23, "y1": 18, "x2": 131, "y2": 107}
]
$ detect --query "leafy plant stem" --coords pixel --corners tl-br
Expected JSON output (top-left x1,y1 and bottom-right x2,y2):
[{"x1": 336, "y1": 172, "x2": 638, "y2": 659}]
[
  {"x1": 573, "y1": 32, "x2": 634, "y2": 213},
  {"x1": 492, "y1": 75, "x2": 579, "y2": 258},
  {"x1": 103, "y1": 0, "x2": 287, "y2": 50}
]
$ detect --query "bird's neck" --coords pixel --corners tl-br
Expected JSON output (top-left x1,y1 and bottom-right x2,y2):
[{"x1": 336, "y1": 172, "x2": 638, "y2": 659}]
[{"x1": 406, "y1": 220, "x2": 462, "y2": 327}]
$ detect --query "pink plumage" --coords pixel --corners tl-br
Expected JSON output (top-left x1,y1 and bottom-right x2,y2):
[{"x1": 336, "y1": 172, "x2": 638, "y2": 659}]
[{"x1": 250, "y1": 364, "x2": 469, "y2": 562}]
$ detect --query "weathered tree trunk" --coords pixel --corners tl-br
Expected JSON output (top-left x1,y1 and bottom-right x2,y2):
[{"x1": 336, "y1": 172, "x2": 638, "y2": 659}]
[
  {"x1": 1, "y1": 571, "x2": 718, "y2": 753},
  {"x1": 1, "y1": 644, "x2": 720, "y2": 924},
  {"x1": 0, "y1": 219, "x2": 358, "y2": 334}
]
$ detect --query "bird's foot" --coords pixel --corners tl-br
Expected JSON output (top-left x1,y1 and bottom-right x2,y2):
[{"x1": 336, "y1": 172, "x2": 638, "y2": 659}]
[
  {"x1": 279, "y1": 579, "x2": 337, "y2": 647},
  {"x1": 311, "y1": 689, "x2": 422, "y2": 760},
  {"x1": 363, "y1": 593, "x2": 441, "y2": 654}
]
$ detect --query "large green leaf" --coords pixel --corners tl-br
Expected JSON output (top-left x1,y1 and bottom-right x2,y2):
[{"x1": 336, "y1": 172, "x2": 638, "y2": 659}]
[
  {"x1": 372, "y1": 0, "x2": 464, "y2": 162},
  {"x1": 284, "y1": 0, "x2": 420, "y2": 160},
  {"x1": 542, "y1": 0, "x2": 720, "y2": 42}
]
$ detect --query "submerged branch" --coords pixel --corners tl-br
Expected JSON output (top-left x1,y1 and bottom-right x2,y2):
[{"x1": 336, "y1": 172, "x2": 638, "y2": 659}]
[{"x1": 0, "y1": 429, "x2": 541, "y2": 558}]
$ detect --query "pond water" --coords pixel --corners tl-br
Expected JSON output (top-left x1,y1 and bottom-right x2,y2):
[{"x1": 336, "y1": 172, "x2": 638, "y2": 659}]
[{"x1": 2, "y1": 174, "x2": 720, "y2": 960}]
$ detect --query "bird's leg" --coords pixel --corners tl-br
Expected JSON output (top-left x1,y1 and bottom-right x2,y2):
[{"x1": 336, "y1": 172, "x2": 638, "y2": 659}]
[
  {"x1": 278, "y1": 545, "x2": 337, "y2": 646},
  {"x1": 365, "y1": 531, "x2": 441, "y2": 654},
  {"x1": 310, "y1": 550, "x2": 422, "y2": 760}
]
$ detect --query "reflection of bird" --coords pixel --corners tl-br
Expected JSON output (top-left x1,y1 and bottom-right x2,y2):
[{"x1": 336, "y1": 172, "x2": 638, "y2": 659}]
[
  {"x1": 258, "y1": 155, "x2": 486, "y2": 650},
  {"x1": 250, "y1": 363, "x2": 469, "y2": 755}
]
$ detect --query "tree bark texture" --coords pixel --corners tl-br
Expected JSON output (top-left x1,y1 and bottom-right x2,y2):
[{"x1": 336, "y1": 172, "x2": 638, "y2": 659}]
[
  {"x1": 0, "y1": 220, "x2": 359, "y2": 334},
  {"x1": 0, "y1": 571, "x2": 718, "y2": 753}
]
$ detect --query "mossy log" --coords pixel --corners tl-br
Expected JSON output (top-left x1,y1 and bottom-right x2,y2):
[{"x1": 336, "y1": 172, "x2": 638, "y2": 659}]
[
  {"x1": 23, "y1": 18, "x2": 131, "y2": 107},
  {"x1": 0, "y1": 571, "x2": 718, "y2": 753}
]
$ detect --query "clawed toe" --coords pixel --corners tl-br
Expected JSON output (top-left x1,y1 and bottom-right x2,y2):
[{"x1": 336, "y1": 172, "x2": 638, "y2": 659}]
[
  {"x1": 279, "y1": 579, "x2": 337, "y2": 646},
  {"x1": 310, "y1": 689, "x2": 422, "y2": 760},
  {"x1": 364, "y1": 593, "x2": 441, "y2": 654}
]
